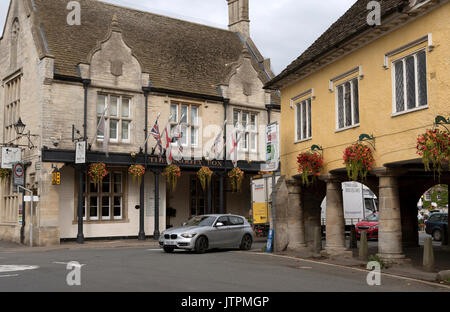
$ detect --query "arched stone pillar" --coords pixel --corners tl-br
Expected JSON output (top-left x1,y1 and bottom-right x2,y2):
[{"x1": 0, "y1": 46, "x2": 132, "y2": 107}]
[
  {"x1": 373, "y1": 168, "x2": 407, "y2": 263},
  {"x1": 286, "y1": 179, "x2": 306, "y2": 250},
  {"x1": 320, "y1": 174, "x2": 350, "y2": 256}
]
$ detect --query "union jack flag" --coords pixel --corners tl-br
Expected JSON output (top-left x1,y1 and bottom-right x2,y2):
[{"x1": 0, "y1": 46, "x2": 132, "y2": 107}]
[{"x1": 150, "y1": 114, "x2": 163, "y2": 157}]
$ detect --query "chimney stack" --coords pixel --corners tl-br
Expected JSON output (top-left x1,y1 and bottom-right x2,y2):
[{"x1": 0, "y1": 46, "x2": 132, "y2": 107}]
[{"x1": 227, "y1": 0, "x2": 250, "y2": 39}]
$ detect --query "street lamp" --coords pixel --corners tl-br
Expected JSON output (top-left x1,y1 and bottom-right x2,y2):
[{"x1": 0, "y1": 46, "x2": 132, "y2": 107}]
[
  {"x1": 14, "y1": 118, "x2": 26, "y2": 136},
  {"x1": 12, "y1": 118, "x2": 38, "y2": 150}
]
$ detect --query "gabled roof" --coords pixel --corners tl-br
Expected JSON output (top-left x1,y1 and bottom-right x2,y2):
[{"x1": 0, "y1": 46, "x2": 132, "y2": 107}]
[
  {"x1": 265, "y1": 0, "x2": 410, "y2": 90},
  {"x1": 31, "y1": 0, "x2": 269, "y2": 97}
]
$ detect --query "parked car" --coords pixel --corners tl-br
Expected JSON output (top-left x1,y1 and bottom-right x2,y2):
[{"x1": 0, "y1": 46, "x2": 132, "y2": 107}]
[
  {"x1": 425, "y1": 213, "x2": 448, "y2": 241},
  {"x1": 159, "y1": 214, "x2": 254, "y2": 253},
  {"x1": 355, "y1": 213, "x2": 379, "y2": 240}
]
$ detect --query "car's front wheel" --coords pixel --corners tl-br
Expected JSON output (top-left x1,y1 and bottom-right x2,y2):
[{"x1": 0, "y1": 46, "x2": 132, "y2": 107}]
[
  {"x1": 433, "y1": 229, "x2": 442, "y2": 242},
  {"x1": 240, "y1": 234, "x2": 253, "y2": 251},
  {"x1": 195, "y1": 236, "x2": 208, "y2": 254}
]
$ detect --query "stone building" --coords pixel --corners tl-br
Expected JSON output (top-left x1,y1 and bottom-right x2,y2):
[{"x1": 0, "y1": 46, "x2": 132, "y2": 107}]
[
  {"x1": 0, "y1": 0, "x2": 279, "y2": 246},
  {"x1": 265, "y1": 0, "x2": 449, "y2": 262}
]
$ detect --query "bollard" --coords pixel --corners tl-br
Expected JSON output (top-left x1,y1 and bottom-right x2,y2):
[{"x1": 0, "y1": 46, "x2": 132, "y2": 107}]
[
  {"x1": 423, "y1": 237, "x2": 435, "y2": 272},
  {"x1": 313, "y1": 226, "x2": 322, "y2": 257},
  {"x1": 350, "y1": 225, "x2": 357, "y2": 249},
  {"x1": 359, "y1": 231, "x2": 368, "y2": 261}
]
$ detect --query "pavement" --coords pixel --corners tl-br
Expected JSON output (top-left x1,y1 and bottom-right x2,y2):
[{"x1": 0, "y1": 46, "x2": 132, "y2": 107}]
[{"x1": 276, "y1": 232, "x2": 450, "y2": 284}]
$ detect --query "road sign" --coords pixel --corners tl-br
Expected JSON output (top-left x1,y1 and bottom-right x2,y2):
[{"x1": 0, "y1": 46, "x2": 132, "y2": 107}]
[
  {"x1": 13, "y1": 163, "x2": 25, "y2": 187},
  {"x1": 24, "y1": 196, "x2": 39, "y2": 202},
  {"x1": 1, "y1": 147, "x2": 21, "y2": 169}
]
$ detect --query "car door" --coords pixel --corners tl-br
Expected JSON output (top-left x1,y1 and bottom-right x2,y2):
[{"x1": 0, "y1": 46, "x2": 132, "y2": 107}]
[
  {"x1": 208, "y1": 216, "x2": 233, "y2": 248},
  {"x1": 228, "y1": 216, "x2": 246, "y2": 247}
]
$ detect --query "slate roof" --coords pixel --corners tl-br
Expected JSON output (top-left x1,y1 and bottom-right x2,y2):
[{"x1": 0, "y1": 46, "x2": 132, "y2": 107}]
[
  {"x1": 32, "y1": 0, "x2": 265, "y2": 97},
  {"x1": 265, "y1": 0, "x2": 410, "y2": 89}
]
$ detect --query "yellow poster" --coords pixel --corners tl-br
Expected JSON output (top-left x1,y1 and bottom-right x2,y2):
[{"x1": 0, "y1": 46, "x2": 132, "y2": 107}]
[{"x1": 253, "y1": 202, "x2": 268, "y2": 224}]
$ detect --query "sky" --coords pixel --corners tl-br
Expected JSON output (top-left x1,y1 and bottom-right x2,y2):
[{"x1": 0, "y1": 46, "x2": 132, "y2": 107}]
[{"x1": 0, "y1": 0, "x2": 357, "y2": 75}]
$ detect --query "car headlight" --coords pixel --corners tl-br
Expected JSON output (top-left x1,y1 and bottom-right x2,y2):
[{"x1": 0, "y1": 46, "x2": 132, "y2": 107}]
[
  {"x1": 369, "y1": 225, "x2": 378, "y2": 230},
  {"x1": 181, "y1": 233, "x2": 197, "y2": 238}
]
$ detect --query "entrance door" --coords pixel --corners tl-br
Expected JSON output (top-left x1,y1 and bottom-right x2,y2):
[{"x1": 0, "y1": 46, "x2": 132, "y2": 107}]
[{"x1": 190, "y1": 176, "x2": 206, "y2": 217}]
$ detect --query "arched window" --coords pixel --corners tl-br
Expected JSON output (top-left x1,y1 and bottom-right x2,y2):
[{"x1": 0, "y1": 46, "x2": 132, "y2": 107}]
[{"x1": 10, "y1": 18, "x2": 20, "y2": 69}]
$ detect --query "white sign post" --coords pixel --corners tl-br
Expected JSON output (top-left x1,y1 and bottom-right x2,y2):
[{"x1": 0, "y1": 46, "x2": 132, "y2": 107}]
[
  {"x1": 76, "y1": 141, "x2": 86, "y2": 164},
  {"x1": 261, "y1": 122, "x2": 280, "y2": 172},
  {"x1": 18, "y1": 185, "x2": 34, "y2": 247}
]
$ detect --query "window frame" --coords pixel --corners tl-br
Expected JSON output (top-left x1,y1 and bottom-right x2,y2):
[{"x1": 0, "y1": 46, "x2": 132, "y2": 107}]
[
  {"x1": 170, "y1": 102, "x2": 199, "y2": 148},
  {"x1": 233, "y1": 110, "x2": 258, "y2": 153},
  {"x1": 76, "y1": 169, "x2": 127, "y2": 223},
  {"x1": 96, "y1": 93, "x2": 133, "y2": 144},
  {"x1": 335, "y1": 77, "x2": 360, "y2": 132},
  {"x1": 294, "y1": 97, "x2": 312, "y2": 143},
  {"x1": 391, "y1": 48, "x2": 428, "y2": 117}
]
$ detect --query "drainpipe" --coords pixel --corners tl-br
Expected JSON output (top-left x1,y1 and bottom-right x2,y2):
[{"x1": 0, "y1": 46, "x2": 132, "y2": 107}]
[
  {"x1": 139, "y1": 88, "x2": 150, "y2": 240},
  {"x1": 77, "y1": 79, "x2": 90, "y2": 244},
  {"x1": 220, "y1": 99, "x2": 230, "y2": 214}
]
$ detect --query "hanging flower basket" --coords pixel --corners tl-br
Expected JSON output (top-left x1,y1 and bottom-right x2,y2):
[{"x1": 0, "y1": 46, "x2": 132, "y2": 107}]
[
  {"x1": 0, "y1": 169, "x2": 11, "y2": 183},
  {"x1": 416, "y1": 129, "x2": 450, "y2": 179},
  {"x1": 197, "y1": 166, "x2": 213, "y2": 192},
  {"x1": 343, "y1": 143, "x2": 375, "y2": 181},
  {"x1": 164, "y1": 165, "x2": 181, "y2": 192},
  {"x1": 88, "y1": 163, "x2": 109, "y2": 188},
  {"x1": 128, "y1": 164, "x2": 146, "y2": 186},
  {"x1": 228, "y1": 168, "x2": 244, "y2": 193},
  {"x1": 297, "y1": 151, "x2": 324, "y2": 185}
]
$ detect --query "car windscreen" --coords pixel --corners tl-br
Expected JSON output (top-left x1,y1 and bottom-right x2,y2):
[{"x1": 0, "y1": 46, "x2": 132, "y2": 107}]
[
  {"x1": 184, "y1": 216, "x2": 216, "y2": 227},
  {"x1": 364, "y1": 214, "x2": 379, "y2": 222}
]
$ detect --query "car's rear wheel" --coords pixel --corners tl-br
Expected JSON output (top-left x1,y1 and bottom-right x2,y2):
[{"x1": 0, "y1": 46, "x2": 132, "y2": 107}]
[
  {"x1": 433, "y1": 229, "x2": 442, "y2": 241},
  {"x1": 195, "y1": 236, "x2": 208, "y2": 254},
  {"x1": 240, "y1": 234, "x2": 253, "y2": 251},
  {"x1": 163, "y1": 246, "x2": 175, "y2": 253}
]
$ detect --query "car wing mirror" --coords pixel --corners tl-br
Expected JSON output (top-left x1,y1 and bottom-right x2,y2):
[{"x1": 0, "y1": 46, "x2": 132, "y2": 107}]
[{"x1": 215, "y1": 222, "x2": 224, "y2": 227}]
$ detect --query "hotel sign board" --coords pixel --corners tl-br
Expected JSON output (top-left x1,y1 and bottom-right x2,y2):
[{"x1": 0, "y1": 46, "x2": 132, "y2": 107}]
[{"x1": 1, "y1": 147, "x2": 22, "y2": 169}]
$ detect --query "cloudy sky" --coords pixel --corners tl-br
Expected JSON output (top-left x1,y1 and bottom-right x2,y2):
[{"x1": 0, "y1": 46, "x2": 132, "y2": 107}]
[{"x1": 0, "y1": 0, "x2": 357, "y2": 75}]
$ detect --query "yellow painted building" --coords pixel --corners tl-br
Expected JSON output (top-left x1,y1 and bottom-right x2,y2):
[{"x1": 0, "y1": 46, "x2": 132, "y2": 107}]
[
  {"x1": 268, "y1": 0, "x2": 449, "y2": 178},
  {"x1": 265, "y1": 0, "x2": 449, "y2": 261}
]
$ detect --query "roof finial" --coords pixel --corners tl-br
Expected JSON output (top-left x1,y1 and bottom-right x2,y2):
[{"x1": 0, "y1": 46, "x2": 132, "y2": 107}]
[
  {"x1": 241, "y1": 44, "x2": 251, "y2": 59},
  {"x1": 111, "y1": 13, "x2": 121, "y2": 32}
]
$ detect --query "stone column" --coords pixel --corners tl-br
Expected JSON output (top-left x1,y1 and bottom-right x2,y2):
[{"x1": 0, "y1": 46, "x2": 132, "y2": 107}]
[
  {"x1": 320, "y1": 174, "x2": 350, "y2": 256},
  {"x1": 286, "y1": 179, "x2": 306, "y2": 250},
  {"x1": 274, "y1": 176, "x2": 289, "y2": 252},
  {"x1": 37, "y1": 163, "x2": 61, "y2": 246},
  {"x1": 373, "y1": 168, "x2": 406, "y2": 263}
]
